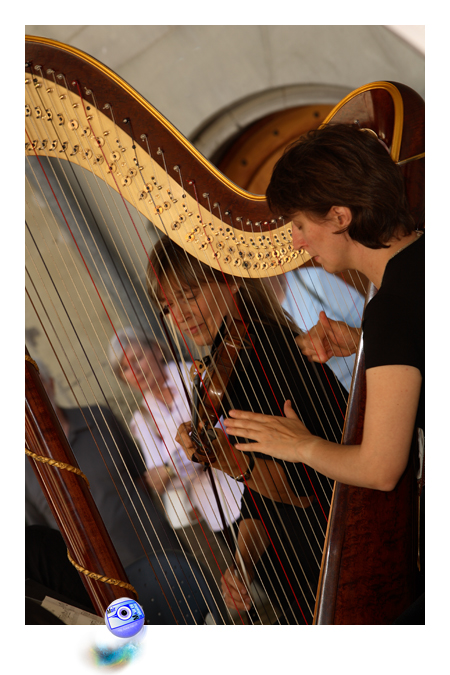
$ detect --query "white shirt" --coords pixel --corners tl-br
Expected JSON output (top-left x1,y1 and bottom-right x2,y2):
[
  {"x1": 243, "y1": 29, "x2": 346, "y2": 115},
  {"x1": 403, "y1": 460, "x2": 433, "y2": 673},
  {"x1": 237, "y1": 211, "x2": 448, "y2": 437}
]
[{"x1": 130, "y1": 361, "x2": 243, "y2": 531}]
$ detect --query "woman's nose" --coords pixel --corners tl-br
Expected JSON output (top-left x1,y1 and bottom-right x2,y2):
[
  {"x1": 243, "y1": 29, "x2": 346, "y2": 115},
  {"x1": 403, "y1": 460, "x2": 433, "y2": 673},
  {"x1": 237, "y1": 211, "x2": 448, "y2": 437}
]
[
  {"x1": 171, "y1": 300, "x2": 190, "y2": 323},
  {"x1": 291, "y1": 227, "x2": 304, "y2": 250}
]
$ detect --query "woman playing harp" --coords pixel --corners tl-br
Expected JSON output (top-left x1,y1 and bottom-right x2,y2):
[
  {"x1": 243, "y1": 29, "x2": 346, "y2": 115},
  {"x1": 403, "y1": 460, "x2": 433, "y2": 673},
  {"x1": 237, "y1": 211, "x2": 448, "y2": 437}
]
[
  {"x1": 147, "y1": 234, "x2": 348, "y2": 625},
  {"x1": 224, "y1": 124, "x2": 425, "y2": 621}
]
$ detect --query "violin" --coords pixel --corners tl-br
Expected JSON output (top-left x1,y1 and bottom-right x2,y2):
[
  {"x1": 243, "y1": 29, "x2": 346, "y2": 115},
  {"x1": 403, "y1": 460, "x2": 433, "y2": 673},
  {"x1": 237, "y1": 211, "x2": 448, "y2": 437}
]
[
  {"x1": 189, "y1": 315, "x2": 263, "y2": 623},
  {"x1": 190, "y1": 316, "x2": 251, "y2": 465}
]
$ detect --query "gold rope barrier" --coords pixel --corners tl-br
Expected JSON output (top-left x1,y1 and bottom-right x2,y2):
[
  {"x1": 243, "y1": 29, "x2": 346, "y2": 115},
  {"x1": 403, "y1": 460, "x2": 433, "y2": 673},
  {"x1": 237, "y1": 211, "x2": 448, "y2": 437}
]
[
  {"x1": 25, "y1": 447, "x2": 91, "y2": 489},
  {"x1": 26, "y1": 355, "x2": 90, "y2": 488},
  {"x1": 67, "y1": 550, "x2": 138, "y2": 600},
  {"x1": 25, "y1": 444, "x2": 138, "y2": 601},
  {"x1": 26, "y1": 358, "x2": 138, "y2": 605}
]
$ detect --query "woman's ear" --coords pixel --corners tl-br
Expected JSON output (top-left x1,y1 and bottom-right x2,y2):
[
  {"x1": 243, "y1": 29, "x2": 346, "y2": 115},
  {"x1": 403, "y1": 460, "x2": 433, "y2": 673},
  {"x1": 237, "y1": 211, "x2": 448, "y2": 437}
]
[{"x1": 330, "y1": 205, "x2": 352, "y2": 227}]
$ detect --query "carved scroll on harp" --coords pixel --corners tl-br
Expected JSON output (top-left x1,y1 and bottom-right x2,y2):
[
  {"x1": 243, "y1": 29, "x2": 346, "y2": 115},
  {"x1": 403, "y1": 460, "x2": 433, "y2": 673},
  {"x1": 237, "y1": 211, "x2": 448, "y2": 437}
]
[{"x1": 25, "y1": 35, "x2": 423, "y2": 625}]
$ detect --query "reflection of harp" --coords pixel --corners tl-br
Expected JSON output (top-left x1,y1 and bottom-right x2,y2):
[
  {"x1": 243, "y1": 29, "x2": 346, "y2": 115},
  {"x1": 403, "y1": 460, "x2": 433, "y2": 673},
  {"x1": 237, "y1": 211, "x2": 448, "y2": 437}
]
[{"x1": 25, "y1": 35, "x2": 424, "y2": 624}]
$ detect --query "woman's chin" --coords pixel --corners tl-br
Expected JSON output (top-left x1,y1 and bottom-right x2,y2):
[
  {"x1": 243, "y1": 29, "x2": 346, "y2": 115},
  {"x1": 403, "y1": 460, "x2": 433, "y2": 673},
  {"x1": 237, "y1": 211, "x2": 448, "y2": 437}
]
[
  {"x1": 186, "y1": 325, "x2": 207, "y2": 344},
  {"x1": 191, "y1": 335, "x2": 208, "y2": 347}
]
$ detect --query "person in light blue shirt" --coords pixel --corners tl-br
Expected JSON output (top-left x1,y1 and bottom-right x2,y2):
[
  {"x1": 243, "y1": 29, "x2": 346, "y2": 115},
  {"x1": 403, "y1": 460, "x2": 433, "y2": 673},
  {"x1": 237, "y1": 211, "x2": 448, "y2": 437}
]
[{"x1": 279, "y1": 266, "x2": 364, "y2": 392}]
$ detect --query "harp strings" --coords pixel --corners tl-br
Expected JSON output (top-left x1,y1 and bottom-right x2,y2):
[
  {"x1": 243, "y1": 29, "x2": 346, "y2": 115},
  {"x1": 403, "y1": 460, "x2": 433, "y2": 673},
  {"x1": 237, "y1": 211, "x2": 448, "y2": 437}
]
[
  {"x1": 151, "y1": 233, "x2": 330, "y2": 522},
  {"x1": 24, "y1": 162, "x2": 246, "y2": 624},
  {"x1": 27, "y1": 169, "x2": 324, "y2": 628},
  {"x1": 24, "y1": 151, "x2": 344, "y2": 624},
  {"x1": 25, "y1": 207, "x2": 237, "y2": 626},
  {"x1": 26, "y1": 67, "x2": 298, "y2": 616},
  {"x1": 150, "y1": 225, "x2": 347, "y2": 621},
  {"x1": 26, "y1": 153, "x2": 312, "y2": 624},
  {"x1": 24, "y1": 298, "x2": 223, "y2": 627},
  {"x1": 25, "y1": 149, "x2": 338, "y2": 628},
  {"x1": 141, "y1": 234, "x2": 314, "y2": 618},
  {"x1": 25, "y1": 156, "x2": 263, "y2": 624},
  {"x1": 23, "y1": 68, "x2": 362, "y2": 624}
]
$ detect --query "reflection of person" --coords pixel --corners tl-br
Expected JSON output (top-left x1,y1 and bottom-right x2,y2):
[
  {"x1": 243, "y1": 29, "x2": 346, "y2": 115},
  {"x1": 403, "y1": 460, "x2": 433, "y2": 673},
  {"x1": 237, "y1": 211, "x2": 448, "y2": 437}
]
[
  {"x1": 223, "y1": 124, "x2": 424, "y2": 622},
  {"x1": 148, "y1": 235, "x2": 347, "y2": 624},
  {"x1": 109, "y1": 327, "x2": 243, "y2": 585},
  {"x1": 25, "y1": 362, "x2": 180, "y2": 570}
]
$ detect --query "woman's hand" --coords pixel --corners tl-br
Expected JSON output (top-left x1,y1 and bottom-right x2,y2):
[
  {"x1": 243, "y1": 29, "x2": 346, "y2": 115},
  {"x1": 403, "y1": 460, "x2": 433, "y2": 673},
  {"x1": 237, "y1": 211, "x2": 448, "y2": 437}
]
[
  {"x1": 296, "y1": 311, "x2": 360, "y2": 363},
  {"x1": 176, "y1": 423, "x2": 251, "y2": 477},
  {"x1": 175, "y1": 422, "x2": 198, "y2": 461},
  {"x1": 221, "y1": 565, "x2": 253, "y2": 612},
  {"x1": 175, "y1": 421, "x2": 223, "y2": 466},
  {"x1": 224, "y1": 400, "x2": 313, "y2": 463}
]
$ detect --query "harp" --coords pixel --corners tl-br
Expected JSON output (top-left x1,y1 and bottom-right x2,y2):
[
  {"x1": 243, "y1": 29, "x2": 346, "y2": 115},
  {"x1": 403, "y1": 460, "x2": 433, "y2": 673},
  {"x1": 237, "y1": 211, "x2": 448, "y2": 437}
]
[{"x1": 25, "y1": 35, "x2": 424, "y2": 625}]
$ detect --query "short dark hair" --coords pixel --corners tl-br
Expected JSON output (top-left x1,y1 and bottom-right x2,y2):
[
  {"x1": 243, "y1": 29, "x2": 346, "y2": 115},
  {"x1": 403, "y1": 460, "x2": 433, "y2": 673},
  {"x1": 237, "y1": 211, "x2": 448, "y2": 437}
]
[{"x1": 266, "y1": 124, "x2": 416, "y2": 249}]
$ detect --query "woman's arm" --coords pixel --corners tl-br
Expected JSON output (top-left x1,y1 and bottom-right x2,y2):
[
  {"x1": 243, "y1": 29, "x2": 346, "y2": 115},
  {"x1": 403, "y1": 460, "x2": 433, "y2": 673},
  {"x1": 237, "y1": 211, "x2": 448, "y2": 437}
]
[{"x1": 224, "y1": 364, "x2": 422, "y2": 491}]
